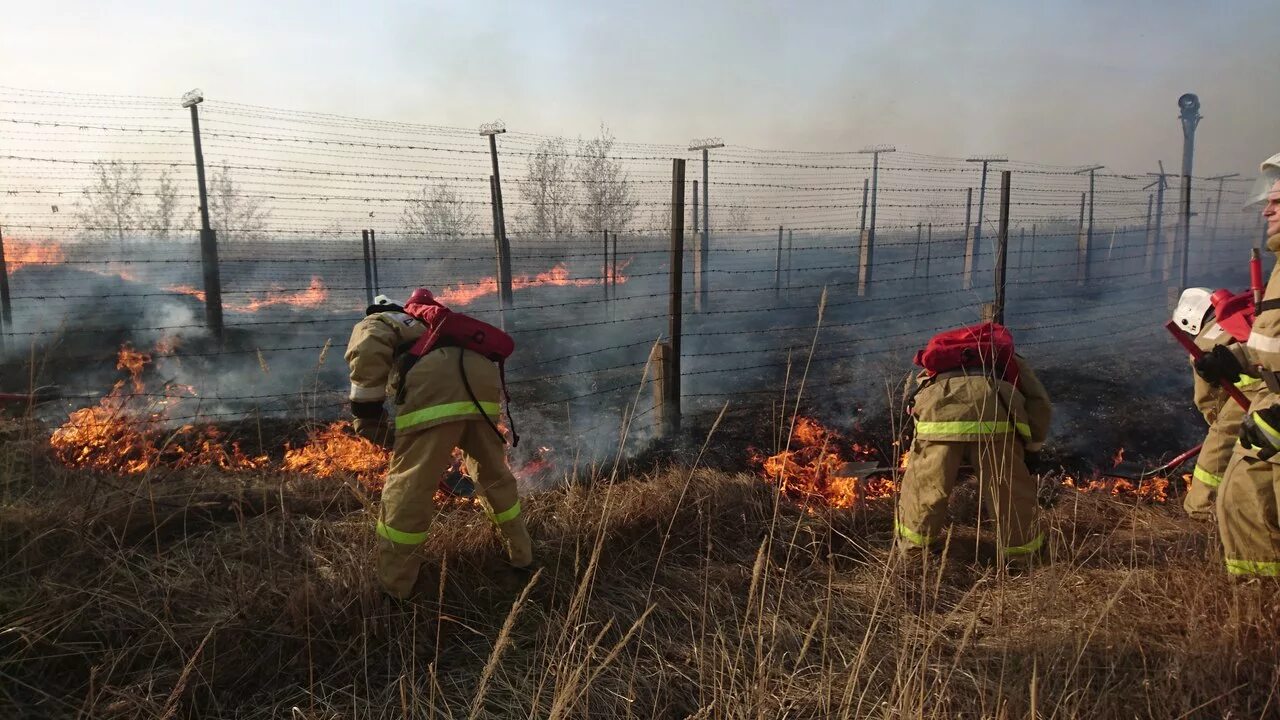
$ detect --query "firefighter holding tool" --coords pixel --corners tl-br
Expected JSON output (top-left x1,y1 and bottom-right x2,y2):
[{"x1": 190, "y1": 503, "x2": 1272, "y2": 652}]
[
  {"x1": 1195, "y1": 152, "x2": 1280, "y2": 578},
  {"x1": 1172, "y1": 287, "x2": 1261, "y2": 520},
  {"x1": 894, "y1": 322, "x2": 1052, "y2": 566},
  {"x1": 346, "y1": 290, "x2": 533, "y2": 599}
]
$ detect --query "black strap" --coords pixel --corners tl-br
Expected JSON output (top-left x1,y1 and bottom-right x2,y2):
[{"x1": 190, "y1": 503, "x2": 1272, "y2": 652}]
[
  {"x1": 1259, "y1": 298, "x2": 1280, "y2": 314},
  {"x1": 458, "y1": 349, "x2": 511, "y2": 447}
]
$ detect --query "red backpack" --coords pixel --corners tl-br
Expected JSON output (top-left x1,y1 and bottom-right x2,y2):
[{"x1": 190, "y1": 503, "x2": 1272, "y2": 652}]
[
  {"x1": 1210, "y1": 289, "x2": 1254, "y2": 343},
  {"x1": 401, "y1": 295, "x2": 519, "y2": 445},
  {"x1": 914, "y1": 322, "x2": 1020, "y2": 386}
]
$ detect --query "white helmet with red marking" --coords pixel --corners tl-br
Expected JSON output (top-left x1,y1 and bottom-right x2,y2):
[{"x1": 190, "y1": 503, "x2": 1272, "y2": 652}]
[{"x1": 1173, "y1": 287, "x2": 1214, "y2": 335}]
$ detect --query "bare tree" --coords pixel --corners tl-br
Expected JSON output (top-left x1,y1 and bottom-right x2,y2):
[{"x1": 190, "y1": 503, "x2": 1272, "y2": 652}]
[
  {"x1": 401, "y1": 183, "x2": 476, "y2": 242},
  {"x1": 141, "y1": 170, "x2": 192, "y2": 241},
  {"x1": 75, "y1": 160, "x2": 143, "y2": 248},
  {"x1": 515, "y1": 137, "x2": 575, "y2": 239},
  {"x1": 207, "y1": 165, "x2": 270, "y2": 243},
  {"x1": 574, "y1": 124, "x2": 637, "y2": 235}
]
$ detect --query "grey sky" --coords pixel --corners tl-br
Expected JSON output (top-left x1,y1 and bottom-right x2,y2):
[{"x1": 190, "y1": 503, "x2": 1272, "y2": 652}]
[{"x1": 3, "y1": 0, "x2": 1276, "y2": 176}]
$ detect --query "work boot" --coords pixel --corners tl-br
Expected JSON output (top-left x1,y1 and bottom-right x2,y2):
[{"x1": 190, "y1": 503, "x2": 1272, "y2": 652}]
[{"x1": 499, "y1": 516, "x2": 534, "y2": 569}]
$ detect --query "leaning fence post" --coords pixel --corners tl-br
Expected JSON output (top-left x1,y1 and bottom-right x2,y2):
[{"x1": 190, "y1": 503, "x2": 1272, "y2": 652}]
[
  {"x1": 992, "y1": 171, "x2": 1011, "y2": 324},
  {"x1": 775, "y1": 226, "x2": 783, "y2": 298},
  {"x1": 0, "y1": 224, "x2": 9, "y2": 350},
  {"x1": 962, "y1": 188, "x2": 975, "y2": 290},
  {"x1": 787, "y1": 229, "x2": 793, "y2": 291},
  {"x1": 369, "y1": 229, "x2": 379, "y2": 295},
  {"x1": 666, "y1": 158, "x2": 686, "y2": 435},
  {"x1": 361, "y1": 230, "x2": 374, "y2": 305},
  {"x1": 648, "y1": 342, "x2": 670, "y2": 434},
  {"x1": 182, "y1": 90, "x2": 224, "y2": 341},
  {"x1": 692, "y1": 179, "x2": 707, "y2": 312},
  {"x1": 913, "y1": 222, "x2": 922, "y2": 277}
]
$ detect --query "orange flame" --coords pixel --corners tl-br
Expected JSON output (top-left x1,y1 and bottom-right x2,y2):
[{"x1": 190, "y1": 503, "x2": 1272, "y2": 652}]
[
  {"x1": 3, "y1": 239, "x2": 66, "y2": 274},
  {"x1": 51, "y1": 343, "x2": 268, "y2": 474},
  {"x1": 438, "y1": 261, "x2": 631, "y2": 306},
  {"x1": 163, "y1": 276, "x2": 329, "y2": 313},
  {"x1": 751, "y1": 417, "x2": 896, "y2": 509},
  {"x1": 282, "y1": 421, "x2": 389, "y2": 490}
]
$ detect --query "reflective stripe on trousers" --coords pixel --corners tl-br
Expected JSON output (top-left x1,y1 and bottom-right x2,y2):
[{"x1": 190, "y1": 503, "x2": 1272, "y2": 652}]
[
  {"x1": 377, "y1": 520, "x2": 429, "y2": 545},
  {"x1": 1193, "y1": 465, "x2": 1223, "y2": 488},
  {"x1": 914, "y1": 420, "x2": 1032, "y2": 440},
  {"x1": 1225, "y1": 558, "x2": 1280, "y2": 577},
  {"x1": 395, "y1": 401, "x2": 501, "y2": 431},
  {"x1": 895, "y1": 519, "x2": 931, "y2": 547},
  {"x1": 487, "y1": 500, "x2": 521, "y2": 525}
]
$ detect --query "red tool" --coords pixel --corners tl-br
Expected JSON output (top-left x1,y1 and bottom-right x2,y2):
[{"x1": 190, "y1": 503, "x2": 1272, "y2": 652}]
[
  {"x1": 1165, "y1": 320, "x2": 1251, "y2": 410},
  {"x1": 1105, "y1": 442, "x2": 1203, "y2": 481}
]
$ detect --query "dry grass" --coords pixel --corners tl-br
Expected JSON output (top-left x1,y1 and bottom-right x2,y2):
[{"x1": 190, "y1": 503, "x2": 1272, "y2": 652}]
[{"x1": 2, "y1": 416, "x2": 1280, "y2": 719}]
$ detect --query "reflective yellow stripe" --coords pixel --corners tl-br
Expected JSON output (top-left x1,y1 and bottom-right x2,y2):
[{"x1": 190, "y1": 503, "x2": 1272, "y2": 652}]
[
  {"x1": 894, "y1": 519, "x2": 931, "y2": 547},
  {"x1": 1253, "y1": 411, "x2": 1280, "y2": 448},
  {"x1": 915, "y1": 420, "x2": 1030, "y2": 439},
  {"x1": 376, "y1": 520, "x2": 429, "y2": 545},
  {"x1": 1192, "y1": 465, "x2": 1223, "y2": 488},
  {"x1": 1004, "y1": 533, "x2": 1044, "y2": 556},
  {"x1": 487, "y1": 501, "x2": 522, "y2": 524},
  {"x1": 1225, "y1": 558, "x2": 1280, "y2": 576},
  {"x1": 395, "y1": 401, "x2": 501, "y2": 430},
  {"x1": 1234, "y1": 374, "x2": 1260, "y2": 388}
]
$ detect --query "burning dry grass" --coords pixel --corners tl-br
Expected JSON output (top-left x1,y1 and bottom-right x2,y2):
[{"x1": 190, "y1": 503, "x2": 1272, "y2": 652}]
[{"x1": 3, "y1": 417, "x2": 1279, "y2": 719}]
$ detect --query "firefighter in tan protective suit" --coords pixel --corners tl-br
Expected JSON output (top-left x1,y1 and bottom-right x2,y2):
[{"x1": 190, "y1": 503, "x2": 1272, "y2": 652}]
[
  {"x1": 1173, "y1": 288, "x2": 1262, "y2": 519},
  {"x1": 895, "y1": 325, "x2": 1053, "y2": 565},
  {"x1": 1195, "y1": 154, "x2": 1280, "y2": 578},
  {"x1": 346, "y1": 291, "x2": 533, "y2": 598}
]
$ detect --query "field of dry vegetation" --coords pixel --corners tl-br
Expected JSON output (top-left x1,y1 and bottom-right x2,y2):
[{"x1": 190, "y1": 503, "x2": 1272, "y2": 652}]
[{"x1": 3, "y1": 411, "x2": 1280, "y2": 720}]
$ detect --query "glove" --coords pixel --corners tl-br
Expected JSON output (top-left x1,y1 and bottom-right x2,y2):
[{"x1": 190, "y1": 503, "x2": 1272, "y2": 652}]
[
  {"x1": 1240, "y1": 408, "x2": 1280, "y2": 460},
  {"x1": 351, "y1": 401, "x2": 394, "y2": 449},
  {"x1": 1193, "y1": 345, "x2": 1244, "y2": 384}
]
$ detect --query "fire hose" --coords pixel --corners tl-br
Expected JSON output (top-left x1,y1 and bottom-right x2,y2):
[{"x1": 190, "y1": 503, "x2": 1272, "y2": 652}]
[{"x1": 0, "y1": 387, "x2": 62, "y2": 406}]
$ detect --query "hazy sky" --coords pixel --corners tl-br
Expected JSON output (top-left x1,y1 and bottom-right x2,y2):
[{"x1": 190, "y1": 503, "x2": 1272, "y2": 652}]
[{"x1": 3, "y1": 0, "x2": 1276, "y2": 177}]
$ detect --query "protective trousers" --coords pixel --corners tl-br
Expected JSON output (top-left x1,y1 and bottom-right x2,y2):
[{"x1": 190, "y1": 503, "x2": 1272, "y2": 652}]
[
  {"x1": 376, "y1": 419, "x2": 533, "y2": 598},
  {"x1": 895, "y1": 434, "x2": 1043, "y2": 560},
  {"x1": 1186, "y1": 401, "x2": 1246, "y2": 519},
  {"x1": 1217, "y1": 446, "x2": 1280, "y2": 577}
]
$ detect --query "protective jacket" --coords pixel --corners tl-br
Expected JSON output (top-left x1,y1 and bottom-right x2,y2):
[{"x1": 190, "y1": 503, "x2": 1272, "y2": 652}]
[
  {"x1": 896, "y1": 354, "x2": 1051, "y2": 561},
  {"x1": 1185, "y1": 319, "x2": 1261, "y2": 517},
  {"x1": 345, "y1": 310, "x2": 502, "y2": 435},
  {"x1": 910, "y1": 355, "x2": 1052, "y2": 451},
  {"x1": 1216, "y1": 233, "x2": 1280, "y2": 577}
]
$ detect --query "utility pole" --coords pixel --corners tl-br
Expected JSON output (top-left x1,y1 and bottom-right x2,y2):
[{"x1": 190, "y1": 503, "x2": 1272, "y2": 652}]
[
  {"x1": 966, "y1": 155, "x2": 1008, "y2": 274},
  {"x1": 691, "y1": 179, "x2": 706, "y2": 311},
  {"x1": 1147, "y1": 163, "x2": 1170, "y2": 281},
  {"x1": 1075, "y1": 192, "x2": 1087, "y2": 285},
  {"x1": 181, "y1": 89, "x2": 223, "y2": 341},
  {"x1": 481, "y1": 121, "x2": 514, "y2": 310},
  {"x1": 1177, "y1": 94, "x2": 1201, "y2": 288},
  {"x1": 1143, "y1": 192, "x2": 1155, "y2": 275},
  {"x1": 775, "y1": 226, "x2": 783, "y2": 297},
  {"x1": 1073, "y1": 165, "x2": 1104, "y2": 285},
  {"x1": 856, "y1": 145, "x2": 895, "y2": 296},
  {"x1": 992, "y1": 171, "x2": 1011, "y2": 325},
  {"x1": 689, "y1": 138, "x2": 723, "y2": 308}
]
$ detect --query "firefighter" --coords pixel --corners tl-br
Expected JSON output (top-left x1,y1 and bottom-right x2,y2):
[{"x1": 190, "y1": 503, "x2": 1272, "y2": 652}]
[
  {"x1": 346, "y1": 291, "x2": 533, "y2": 599},
  {"x1": 895, "y1": 324, "x2": 1053, "y2": 566},
  {"x1": 1173, "y1": 288, "x2": 1261, "y2": 519},
  {"x1": 1196, "y1": 153, "x2": 1280, "y2": 578}
]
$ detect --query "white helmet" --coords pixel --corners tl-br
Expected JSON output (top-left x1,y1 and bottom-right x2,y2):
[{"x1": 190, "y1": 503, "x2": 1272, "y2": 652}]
[
  {"x1": 1173, "y1": 287, "x2": 1214, "y2": 335},
  {"x1": 1245, "y1": 152, "x2": 1280, "y2": 209},
  {"x1": 372, "y1": 294, "x2": 394, "y2": 306}
]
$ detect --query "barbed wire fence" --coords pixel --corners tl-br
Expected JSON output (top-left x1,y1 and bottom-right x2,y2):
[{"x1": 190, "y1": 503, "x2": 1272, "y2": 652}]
[{"x1": 0, "y1": 86, "x2": 1264, "y2": 455}]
